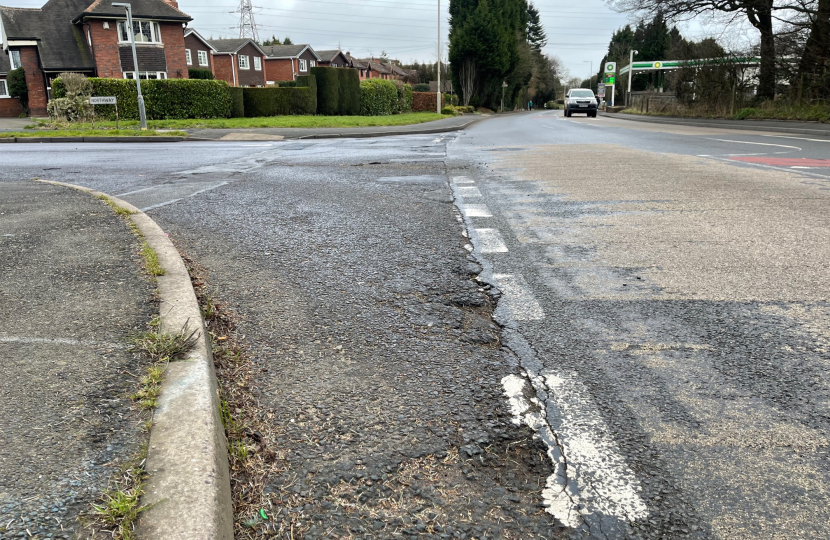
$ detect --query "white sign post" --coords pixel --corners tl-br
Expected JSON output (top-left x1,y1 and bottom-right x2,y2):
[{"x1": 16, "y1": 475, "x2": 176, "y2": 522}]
[
  {"x1": 89, "y1": 96, "x2": 119, "y2": 130},
  {"x1": 604, "y1": 62, "x2": 617, "y2": 107}
]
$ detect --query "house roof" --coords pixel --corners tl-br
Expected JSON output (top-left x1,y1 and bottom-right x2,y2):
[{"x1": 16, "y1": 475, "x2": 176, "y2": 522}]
[
  {"x1": 348, "y1": 56, "x2": 367, "y2": 69},
  {"x1": 0, "y1": 0, "x2": 191, "y2": 72},
  {"x1": 1, "y1": 0, "x2": 95, "y2": 71},
  {"x1": 315, "y1": 49, "x2": 346, "y2": 63},
  {"x1": 183, "y1": 28, "x2": 217, "y2": 51},
  {"x1": 261, "y1": 44, "x2": 320, "y2": 61},
  {"x1": 75, "y1": 0, "x2": 191, "y2": 22},
  {"x1": 364, "y1": 60, "x2": 391, "y2": 74},
  {"x1": 207, "y1": 38, "x2": 265, "y2": 56}
]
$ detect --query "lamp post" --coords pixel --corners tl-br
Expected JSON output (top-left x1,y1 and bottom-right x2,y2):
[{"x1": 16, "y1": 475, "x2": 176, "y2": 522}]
[
  {"x1": 626, "y1": 49, "x2": 638, "y2": 107},
  {"x1": 437, "y1": 0, "x2": 441, "y2": 114},
  {"x1": 112, "y1": 2, "x2": 147, "y2": 130},
  {"x1": 583, "y1": 60, "x2": 593, "y2": 89}
]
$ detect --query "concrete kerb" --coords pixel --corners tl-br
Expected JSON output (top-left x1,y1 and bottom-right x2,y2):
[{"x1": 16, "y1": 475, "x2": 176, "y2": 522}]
[
  {"x1": 33, "y1": 180, "x2": 233, "y2": 540},
  {"x1": 599, "y1": 112, "x2": 830, "y2": 137},
  {"x1": 296, "y1": 116, "x2": 486, "y2": 140}
]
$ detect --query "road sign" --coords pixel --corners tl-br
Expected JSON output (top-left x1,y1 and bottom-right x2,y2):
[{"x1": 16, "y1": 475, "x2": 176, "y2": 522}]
[
  {"x1": 89, "y1": 96, "x2": 117, "y2": 105},
  {"x1": 597, "y1": 83, "x2": 606, "y2": 97}
]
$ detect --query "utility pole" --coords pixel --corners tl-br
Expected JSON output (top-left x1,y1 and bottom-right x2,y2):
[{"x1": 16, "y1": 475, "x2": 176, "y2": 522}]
[
  {"x1": 437, "y1": 0, "x2": 441, "y2": 114},
  {"x1": 626, "y1": 49, "x2": 638, "y2": 107},
  {"x1": 112, "y1": 2, "x2": 147, "y2": 130},
  {"x1": 237, "y1": 0, "x2": 259, "y2": 42}
]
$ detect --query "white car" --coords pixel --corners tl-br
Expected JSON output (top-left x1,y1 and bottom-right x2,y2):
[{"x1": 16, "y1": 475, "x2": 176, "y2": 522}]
[{"x1": 564, "y1": 89, "x2": 599, "y2": 117}]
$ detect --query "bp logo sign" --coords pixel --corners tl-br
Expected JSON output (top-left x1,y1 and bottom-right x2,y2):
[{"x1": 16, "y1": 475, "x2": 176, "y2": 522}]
[
  {"x1": 605, "y1": 62, "x2": 616, "y2": 73},
  {"x1": 654, "y1": 61, "x2": 662, "y2": 69}
]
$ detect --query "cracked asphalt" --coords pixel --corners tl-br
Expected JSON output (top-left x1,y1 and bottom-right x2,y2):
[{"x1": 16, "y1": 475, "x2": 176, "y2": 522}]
[{"x1": 1, "y1": 112, "x2": 829, "y2": 539}]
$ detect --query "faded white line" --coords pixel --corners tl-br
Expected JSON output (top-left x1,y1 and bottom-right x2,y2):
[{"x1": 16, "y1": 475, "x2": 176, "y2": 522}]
[
  {"x1": 141, "y1": 181, "x2": 229, "y2": 212},
  {"x1": 475, "y1": 228, "x2": 508, "y2": 253},
  {"x1": 761, "y1": 135, "x2": 830, "y2": 143},
  {"x1": 707, "y1": 138, "x2": 802, "y2": 150},
  {"x1": 116, "y1": 186, "x2": 156, "y2": 197},
  {"x1": 452, "y1": 176, "x2": 476, "y2": 184},
  {"x1": 0, "y1": 336, "x2": 125, "y2": 348},
  {"x1": 492, "y1": 273, "x2": 544, "y2": 320},
  {"x1": 456, "y1": 186, "x2": 482, "y2": 197},
  {"x1": 463, "y1": 204, "x2": 493, "y2": 217}
]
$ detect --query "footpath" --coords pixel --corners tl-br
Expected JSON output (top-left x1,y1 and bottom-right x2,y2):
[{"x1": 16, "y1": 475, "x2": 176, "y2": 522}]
[
  {"x1": 601, "y1": 111, "x2": 830, "y2": 137},
  {"x1": 0, "y1": 181, "x2": 230, "y2": 540}
]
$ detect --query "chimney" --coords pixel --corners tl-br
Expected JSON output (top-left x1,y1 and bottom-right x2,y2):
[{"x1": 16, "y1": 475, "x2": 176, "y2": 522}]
[{"x1": 162, "y1": 0, "x2": 179, "y2": 9}]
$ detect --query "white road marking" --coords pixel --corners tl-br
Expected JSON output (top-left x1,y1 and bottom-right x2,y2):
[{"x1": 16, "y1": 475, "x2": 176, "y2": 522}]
[
  {"x1": 492, "y1": 273, "x2": 544, "y2": 320},
  {"x1": 463, "y1": 204, "x2": 493, "y2": 217},
  {"x1": 452, "y1": 176, "x2": 476, "y2": 184},
  {"x1": 116, "y1": 186, "x2": 156, "y2": 197},
  {"x1": 791, "y1": 166, "x2": 811, "y2": 169},
  {"x1": 456, "y1": 186, "x2": 482, "y2": 198},
  {"x1": 0, "y1": 336, "x2": 125, "y2": 348},
  {"x1": 475, "y1": 228, "x2": 508, "y2": 253},
  {"x1": 760, "y1": 135, "x2": 830, "y2": 143},
  {"x1": 706, "y1": 138, "x2": 802, "y2": 150},
  {"x1": 141, "y1": 181, "x2": 229, "y2": 212}
]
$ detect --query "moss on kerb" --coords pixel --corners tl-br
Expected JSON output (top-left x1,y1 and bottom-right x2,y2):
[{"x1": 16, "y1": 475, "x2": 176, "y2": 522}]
[{"x1": 95, "y1": 194, "x2": 166, "y2": 277}]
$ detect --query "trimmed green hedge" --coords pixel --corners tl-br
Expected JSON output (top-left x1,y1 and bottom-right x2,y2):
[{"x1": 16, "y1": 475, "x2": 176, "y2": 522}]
[
  {"x1": 243, "y1": 74, "x2": 317, "y2": 116},
  {"x1": 229, "y1": 87, "x2": 245, "y2": 118},
  {"x1": 52, "y1": 77, "x2": 232, "y2": 120},
  {"x1": 188, "y1": 68, "x2": 214, "y2": 80},
  {"x1": 395, "y1": 83, "x2": 413, "y2": 114},
  {"x1": 310, "y1": 67, "x2": 361, "y2": 116},
  {"x1": 360, "y1": 78, "x2": 398, "y2": 116}
]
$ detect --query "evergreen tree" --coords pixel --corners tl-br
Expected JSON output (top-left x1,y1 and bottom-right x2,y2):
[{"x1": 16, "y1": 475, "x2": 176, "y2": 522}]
[
  {"x1": 283, "y1": 36, "x2": 293, "y2": 45},
  {"x1": 527, "y1": 3, "x2": 547, "y2": 51}
]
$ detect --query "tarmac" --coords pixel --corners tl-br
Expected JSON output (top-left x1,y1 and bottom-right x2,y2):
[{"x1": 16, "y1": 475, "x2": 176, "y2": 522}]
[
  {"x1": 600, "y1": 110, "x2": 830, "y2": 136},
  {"x1": 0, "y1": 181, "x2": 231, "y2": 540}
]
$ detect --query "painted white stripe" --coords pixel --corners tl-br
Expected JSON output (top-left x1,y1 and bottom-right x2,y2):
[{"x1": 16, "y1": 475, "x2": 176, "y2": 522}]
[
  {"x1": 452, "y1": 176, "x2": 476, "y2": 184},
  {"x1": 706, "y1": 138, "x2": 802, "y2": 150},
  {"x1": 501, "y1": 372, "x2": 649, "y2": 529},
  {"x1": 0, "y1": 336, "x2": 125, "y2": 348},
  {"x1": 761, "y1": 135, "x2": 830, "y2": 143},
  {"x1": 141, "y1": 181, "x2": 229, "y2": 212},
  {"x1": 492, "y1": 273, "x2": 544, "y2": 320},
  {"x1": 475, "y1": 228, "x2": 508, "y2": 253},
  {"x1": 456, "y1": 186, "x2": 482, "y2": 197},
  {"x1": 463, "y1": 204, "x2": 492, "y2": 217}
]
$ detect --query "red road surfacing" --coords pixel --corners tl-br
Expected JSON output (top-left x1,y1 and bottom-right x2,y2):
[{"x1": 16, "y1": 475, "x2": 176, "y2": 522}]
[{"x1": 728, "y1": 157, "x2": 830, "y2": 167}]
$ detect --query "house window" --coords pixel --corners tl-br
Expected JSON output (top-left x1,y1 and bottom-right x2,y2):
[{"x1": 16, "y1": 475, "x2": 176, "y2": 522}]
[
  {"x1": 310, "y1": 60, "x2": 316, "y2": 68},
  {"x1": 198, "y1": 50, "x2": 209, "y2": 66},
  {"x1": 185, "y1": 49, "x2": 192, "y2": 65},
  {"x1": 9, "y1": 50, "x2": 21, "y2": 70},
  {"x1": 239, "y1": 55, "x2": 249, "y2": 69},
  {"x1": 0, "y1": 79, "x2": 8, "y2": 97},
  {"x1": 253, "y1": 56, "x2": 261, "y2": 71},
  {"x1": 299, "y1": 59, "x2": 307, "y2": 71},
  {"x1": 332, "y1": 63, "x2": 337, "y2": 68},
  {"x1": 124, "y1": 71, "x2": 167, "y2": 80},
  {"x1": 118, "y1": 20, "x2": 162, "y2": 44}
]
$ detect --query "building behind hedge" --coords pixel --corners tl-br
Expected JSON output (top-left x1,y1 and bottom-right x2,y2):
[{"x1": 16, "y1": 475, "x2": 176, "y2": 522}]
[{"x1": 0, "y1": 0, "x2": 192, "y2": 116}]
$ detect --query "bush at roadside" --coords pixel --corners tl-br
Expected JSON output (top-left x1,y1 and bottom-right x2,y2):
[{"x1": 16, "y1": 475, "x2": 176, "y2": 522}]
[
  {"x1": 360, "y1": 79, "x2": 398, "y2": 116},
  {"x1": 188, "y1": 68, "x2": 214, "y2": 80},
  {"x1": 242, "y1": 74, "x2": 316, "y2": 116},
  {"x1": 310, "y1": 67, "x2": 361, "y2": 116},
  {"x1": 412, "y1": 91, "x2": 438, "y2": 112},
  {"x1": 52, "y1": 77, "x2": 233, "y2": 120}
]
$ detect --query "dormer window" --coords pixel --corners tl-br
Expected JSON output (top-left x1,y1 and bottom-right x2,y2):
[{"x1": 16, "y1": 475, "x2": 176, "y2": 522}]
[
  {"x1": 9, "y1": 50, "x2": 21, "y2": 70},
  {"x1": 118, "y1": 20, "x2": 162, "y2": 44}
]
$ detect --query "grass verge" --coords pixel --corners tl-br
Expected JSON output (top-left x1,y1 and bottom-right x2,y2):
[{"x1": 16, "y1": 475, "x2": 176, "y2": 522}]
[
  {"x1": 1, "y1": 129, "x2": 187, "y2": 138},
  {"x1": 29, "y1": 112, "x2": 453, "y2": 131}
]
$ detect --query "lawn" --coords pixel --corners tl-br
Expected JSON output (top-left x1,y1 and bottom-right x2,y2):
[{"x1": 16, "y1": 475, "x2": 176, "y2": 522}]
[
  {"x1": 2, "y1": 129, "x2": 187, "y2": 138},
  {"x1": 29, "y1": 112, "x2": 455, "y2": 131}
]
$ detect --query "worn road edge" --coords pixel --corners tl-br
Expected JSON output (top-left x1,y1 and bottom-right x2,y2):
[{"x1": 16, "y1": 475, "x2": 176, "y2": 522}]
[
  {"x1": 0, "y1": 136, "x2": 185, "y2": 143},
  {"x1": 599, "y1": 111, "x2": 830, "y2": 137},
  {"x1": 33, "y1": 179, "x2": 233, "y2": 540}
]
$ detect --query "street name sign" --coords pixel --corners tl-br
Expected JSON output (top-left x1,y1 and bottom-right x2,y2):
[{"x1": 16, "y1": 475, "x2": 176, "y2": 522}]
[{"x1": 89, "y1": 96, "x2": 117, "y2": 105}]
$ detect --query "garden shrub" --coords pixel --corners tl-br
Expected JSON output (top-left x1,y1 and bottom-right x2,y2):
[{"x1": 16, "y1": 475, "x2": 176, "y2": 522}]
[
  {"x1": 188, "y1": 68, "x2": 214, "y2": 80},
  {"x1": 337, "y1": 68, "x2": 361, "y2": 116},
  {"x1": 360, "y1": 78, "x2": 397, "y2": 116},
  {"x1": 229, "y1": 87, "x2": 245, "y2": 118},
  {"x1": 7, "y1": 68, "x2": 28, "y2": 114},
  {"x1": 310, "y1": 67, "x2": 340, "y2": 115},
  {"x1": 412, "y1": 91, "x2": 438, "y2": 112},
  {"x1": 392, "y1": 81, "x2": 413, "y2": 114},
  {"x1": 52, "y1": 77, "x2": 233, "y2": 120},
  {"x1": 242, "y1": 75, "x2": 316, "y2": 116},
  {"x1": 441, "y1": 106, "x2": 456, "y2": 115},
  {"x1": 48, "y1": 72, "x2": 92, "y2": 122},
  {"x1": 412, "y1": 83, "x2": 430, "y2": 92}
]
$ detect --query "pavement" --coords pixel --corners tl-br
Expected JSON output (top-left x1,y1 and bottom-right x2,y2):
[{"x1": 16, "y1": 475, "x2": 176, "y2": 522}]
[
  {"x1": 0, "y1": 117, "x2": 39, "y2": 131},
  {"x1": 601, "y1": 110, "x2": 830, "y2": 136},
  {"x1": 2, "y1": 111, "x2": 830, "y2": 539},
  {"x1": 0, "y1": 182, "x2": 155, "y2": 540}
]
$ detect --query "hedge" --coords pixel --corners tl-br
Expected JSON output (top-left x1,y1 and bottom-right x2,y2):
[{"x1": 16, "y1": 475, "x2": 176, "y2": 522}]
[
  {"x1": 52, "y1": 77, "x2": 232, "y2": 120},
  {"x1": 243, "y1": 74, "x2": 316, "y2": 116},
  {"x1": 188, "y1": 68, "x2": 214, "y2": 80},
  {"x1": 412, "y1": 91, "x2": 438, "y2": 112},
  {"x1": 395, "y1": 83, "x2": 413, "y2": 114},
  {"x1": 360, "y1": 78, "x2": 398, "y2": 116},
  {"x1": 310, "y1": 67, "x2": 340, "y2": 115},
  {"x1": 229, "y1": 87, "x2": 245, "y2": 118},
  {"x1": 337, "y1": 69, "x2": 361, "y2": 116}
]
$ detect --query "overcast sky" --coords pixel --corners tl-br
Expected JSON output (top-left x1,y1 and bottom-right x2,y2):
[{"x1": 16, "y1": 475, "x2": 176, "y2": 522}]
[{"x1": 7, "y1": 0, "x2": 734, "y2": 80}]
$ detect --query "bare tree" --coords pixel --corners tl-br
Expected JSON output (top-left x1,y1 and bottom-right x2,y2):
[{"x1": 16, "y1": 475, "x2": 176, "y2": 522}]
[{"x1": 458, "y1": 58, "x2": 478, "y2": 106}]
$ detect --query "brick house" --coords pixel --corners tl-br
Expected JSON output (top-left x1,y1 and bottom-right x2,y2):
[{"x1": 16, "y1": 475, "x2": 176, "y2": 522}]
[
  {"x1": 0, "y1": 0, "x2": 192, "y2": 116},
  {"x1": 206, "y1": 37, "x2": 265, "y2": 87},
  {"x1": 316, "y1": 49, "x2": 349, "y2": 69},
  {"x1": 183, "y1": 28, "x2": 215, "y2": 74},
  {"x1": 0, "y1": 52, "x2": 23, "y2": 116},
  {"x1": 261, "y1": 44, "x2": 320, "y2": 84}
]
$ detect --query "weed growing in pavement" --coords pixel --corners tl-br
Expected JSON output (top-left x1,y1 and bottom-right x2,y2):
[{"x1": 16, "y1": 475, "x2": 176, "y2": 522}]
[
  {"x1": 93, "y1": 193, "x2": 166, "y2": 278},
  {"x1": 139, "y1": 241, "x2": 165, "y2": 276},
  {"x1": 131, "y1": 364, "x2": 165, "y2": 410},
  {"x1": 128, "y1": 324, "x2": 199, "y2": 362},
  {"x1": 95, "y1": 194, "x2": 135, "y2": 217}
]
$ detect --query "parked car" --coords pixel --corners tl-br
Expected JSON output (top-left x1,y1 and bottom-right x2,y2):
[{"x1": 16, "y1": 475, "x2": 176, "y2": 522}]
[{"x1": 564, "y1": 89, "x2": 598, "y2": 117}]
